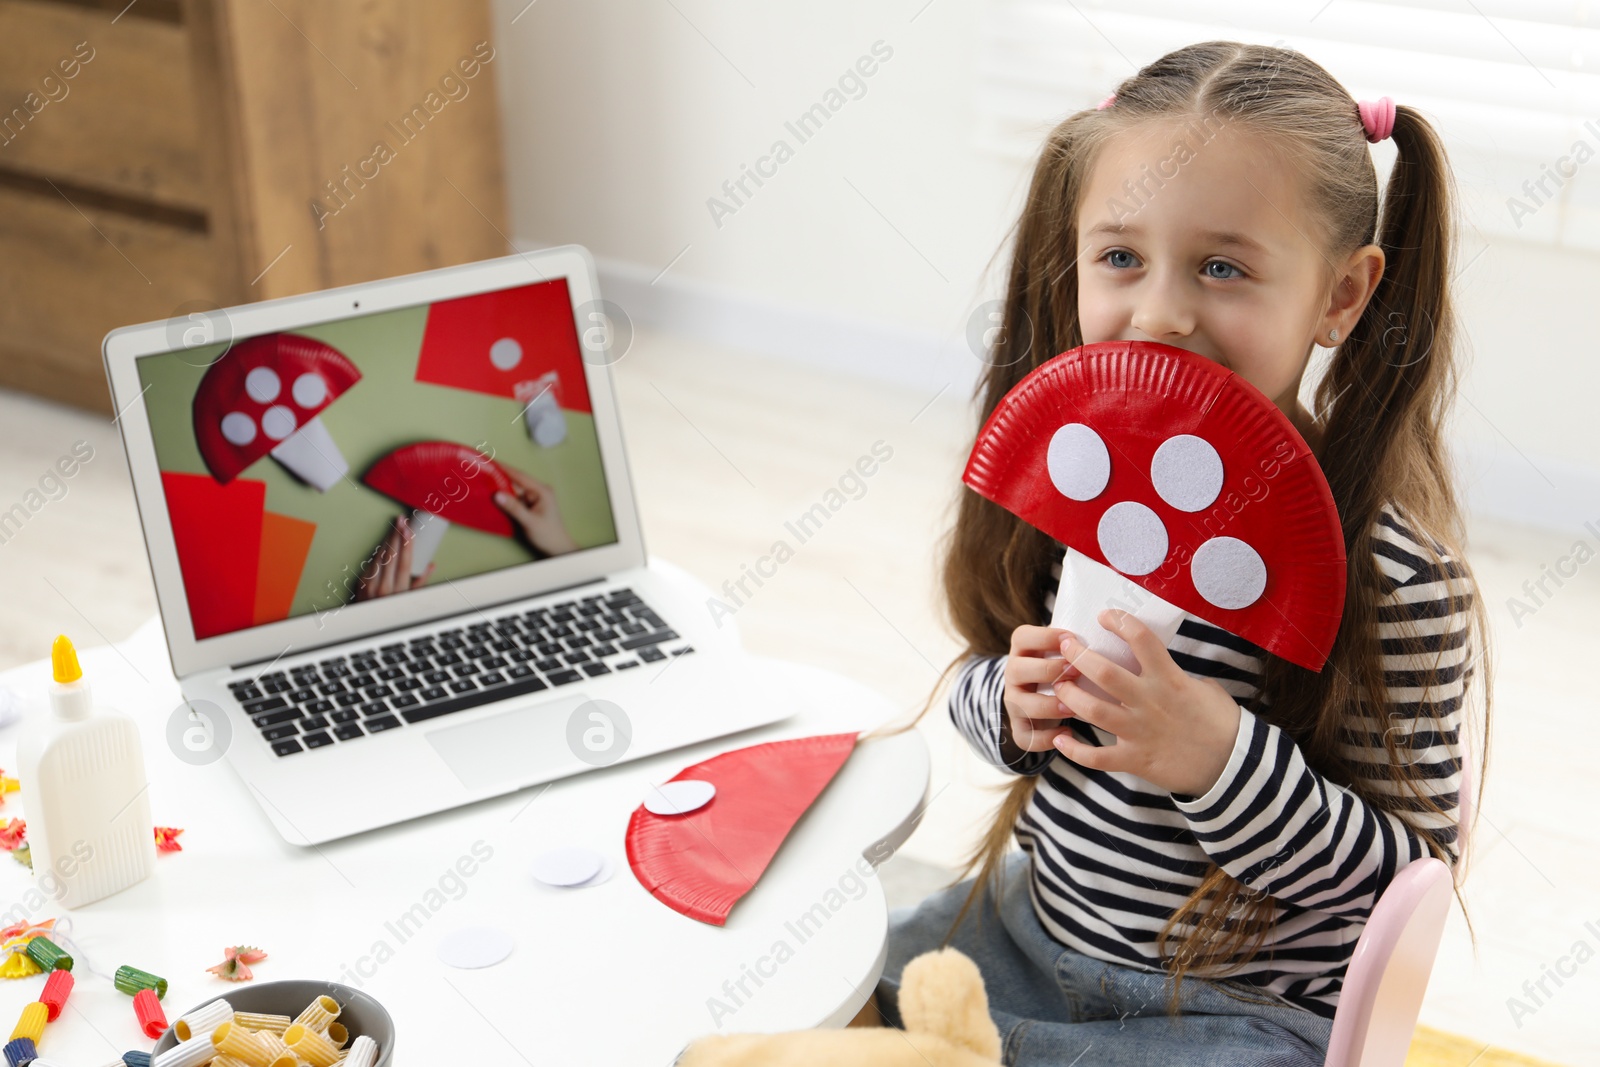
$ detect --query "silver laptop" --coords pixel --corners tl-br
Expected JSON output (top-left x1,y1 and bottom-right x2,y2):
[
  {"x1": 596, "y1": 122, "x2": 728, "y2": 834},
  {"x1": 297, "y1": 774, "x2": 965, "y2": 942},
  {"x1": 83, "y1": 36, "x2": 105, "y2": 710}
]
[{"x1": 104, "y1": 246, "x2": 791, "y2": 845}]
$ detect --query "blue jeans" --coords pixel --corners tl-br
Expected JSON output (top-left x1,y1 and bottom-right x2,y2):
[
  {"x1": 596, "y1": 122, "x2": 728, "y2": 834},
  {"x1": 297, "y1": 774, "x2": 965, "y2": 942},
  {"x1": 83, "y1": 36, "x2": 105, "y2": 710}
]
[{"x1": 875, "y1": 851, "x2": 1333, "y2": 1067}]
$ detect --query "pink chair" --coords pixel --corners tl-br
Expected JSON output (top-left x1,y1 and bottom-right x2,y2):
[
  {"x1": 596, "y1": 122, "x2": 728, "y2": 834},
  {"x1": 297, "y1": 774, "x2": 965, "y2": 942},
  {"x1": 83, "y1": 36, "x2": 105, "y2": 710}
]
[{"x1": 1321, "y1": 755, "x2": 1473, "y2": 1066}]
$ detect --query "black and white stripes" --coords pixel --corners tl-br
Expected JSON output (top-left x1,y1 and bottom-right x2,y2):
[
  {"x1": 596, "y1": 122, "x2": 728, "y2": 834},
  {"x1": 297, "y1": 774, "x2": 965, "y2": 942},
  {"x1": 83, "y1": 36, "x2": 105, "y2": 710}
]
[{"x1": 947, "y1": 506, "x2": 1474, "y2": 1018}]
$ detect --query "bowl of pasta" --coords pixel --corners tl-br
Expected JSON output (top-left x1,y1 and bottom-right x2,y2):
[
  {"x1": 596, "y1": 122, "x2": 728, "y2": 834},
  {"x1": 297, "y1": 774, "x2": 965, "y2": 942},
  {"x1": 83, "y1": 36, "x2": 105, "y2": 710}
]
[{"x1": 149, "y1": 979, "x2": 394, "y2": 1066}]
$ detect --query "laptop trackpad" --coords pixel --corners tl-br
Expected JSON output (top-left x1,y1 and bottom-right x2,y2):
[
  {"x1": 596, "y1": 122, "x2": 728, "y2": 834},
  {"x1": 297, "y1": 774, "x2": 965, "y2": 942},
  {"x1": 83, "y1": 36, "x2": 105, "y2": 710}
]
[{"x1": 424, "y1": 692, "x2": 595, "y2": 789}]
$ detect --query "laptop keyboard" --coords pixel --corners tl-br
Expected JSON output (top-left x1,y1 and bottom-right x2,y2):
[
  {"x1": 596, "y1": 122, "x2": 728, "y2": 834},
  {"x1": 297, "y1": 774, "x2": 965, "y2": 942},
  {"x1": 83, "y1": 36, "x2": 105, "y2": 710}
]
[{"x1": 223, "y1": 586, "x2": 695, "y2": 757}]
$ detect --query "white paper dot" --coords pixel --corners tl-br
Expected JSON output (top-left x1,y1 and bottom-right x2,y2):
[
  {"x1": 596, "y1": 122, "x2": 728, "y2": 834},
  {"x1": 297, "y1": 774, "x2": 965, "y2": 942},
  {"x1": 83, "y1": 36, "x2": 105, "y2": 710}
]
[
  {"x1": 531, "y1": 846, "x2": 603, "y2": 887},
  {"x1": 220, "y1": 412, "x2": 256, "y2": 446},
  {"x1": 245, "y1": 366, "x2": 281, "y2": 403},
  {"x1": 1191, "y1": 537, "x2": 1267, "y2": 609},
  {"x1": 490, "y1": 337, "x2": 524, "y2": 371},
  {"x1": 1151, "y1": 435, "x2": 1224, "y2": 512},
  {"x1": 437, "y1": 927, "x2": 514, "y2": 969},
  {"x1": 1047, "y1": 423, "x2": 1111, "y2": 501},
  {"x1": 292, "y1": 372, "x2": 328, "y2": 409},
  {"x1": 260, "y1": 405, "x2": 297, "y2": 441},
  {"x1": 571, "y1": 853, "x2": 616, "y2": 888},
  {"x1": 1097, "y1": 501, "x2": 1168, "y2": 575},
  {"x1": 645, "y1": 779, "x2": 715, "y2": 816}
]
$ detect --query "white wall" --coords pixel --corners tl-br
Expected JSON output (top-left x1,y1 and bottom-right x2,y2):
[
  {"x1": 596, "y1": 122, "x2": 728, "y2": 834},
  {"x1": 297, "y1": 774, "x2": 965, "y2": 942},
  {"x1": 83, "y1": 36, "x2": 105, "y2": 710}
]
[{"x1": 488, "y1": 0, "x2": 1600, "y2": 534}]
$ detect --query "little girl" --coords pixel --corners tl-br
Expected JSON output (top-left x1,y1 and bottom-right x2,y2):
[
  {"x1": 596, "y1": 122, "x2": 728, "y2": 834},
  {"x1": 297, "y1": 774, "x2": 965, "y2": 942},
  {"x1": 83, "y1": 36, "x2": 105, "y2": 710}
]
[{"x1": 869, "y1": 41, "x2": 1492, "y2": 1066}]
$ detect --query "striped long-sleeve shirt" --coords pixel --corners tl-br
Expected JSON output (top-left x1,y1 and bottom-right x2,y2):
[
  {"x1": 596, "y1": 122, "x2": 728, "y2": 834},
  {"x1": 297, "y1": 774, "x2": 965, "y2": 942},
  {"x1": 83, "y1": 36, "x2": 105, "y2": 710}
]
[{"x1": 949, "y1": 506, "x2": 1474, "y2": 1018}]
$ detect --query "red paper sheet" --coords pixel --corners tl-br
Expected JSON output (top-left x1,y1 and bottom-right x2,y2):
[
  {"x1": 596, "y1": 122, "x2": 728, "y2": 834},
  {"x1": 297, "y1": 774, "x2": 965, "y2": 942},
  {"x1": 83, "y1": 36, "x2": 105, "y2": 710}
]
[
  {"x1": 252, "y1": 511, "x2": 316, "y2": 626},
  {"x1": 161, "y1": 471, "x2": 265, "y2": 640},
  {"x1": 414, "y1": 278, "x2": 593, "y2": 412},
  {"x1": 626, "y1": 732, "x2": 859, "y2": 926}
]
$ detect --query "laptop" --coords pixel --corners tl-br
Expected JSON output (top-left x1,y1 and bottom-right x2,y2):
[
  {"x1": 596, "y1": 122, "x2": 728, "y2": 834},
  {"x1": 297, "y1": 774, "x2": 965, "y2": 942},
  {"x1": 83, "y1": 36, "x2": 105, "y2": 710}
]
[{"x1": 103, "y1": 245, "x2": 793, "y2": 845}]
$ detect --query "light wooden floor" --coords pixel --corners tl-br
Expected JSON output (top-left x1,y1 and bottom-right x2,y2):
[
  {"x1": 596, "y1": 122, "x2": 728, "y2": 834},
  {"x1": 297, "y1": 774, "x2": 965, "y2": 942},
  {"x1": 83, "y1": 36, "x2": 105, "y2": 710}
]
[{"x1": 0, "y1": 326, "x2": 1593, "y2": 1063}]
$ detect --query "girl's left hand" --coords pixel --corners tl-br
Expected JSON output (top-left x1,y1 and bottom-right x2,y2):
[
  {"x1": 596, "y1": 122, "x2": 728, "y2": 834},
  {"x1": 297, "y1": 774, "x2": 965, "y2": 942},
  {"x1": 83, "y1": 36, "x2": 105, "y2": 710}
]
[{"x1": 1051, "y1": 609, "x2": 1242, "y2": 798}]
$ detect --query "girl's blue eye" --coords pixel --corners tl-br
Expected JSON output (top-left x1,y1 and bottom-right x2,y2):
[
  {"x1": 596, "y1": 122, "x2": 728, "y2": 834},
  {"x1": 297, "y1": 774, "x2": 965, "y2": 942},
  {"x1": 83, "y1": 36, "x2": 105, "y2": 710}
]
[
  {"x1": 1104, "y1": 249, "x2": 1138, "y2": 269},
  {"x1": 1205, "y1": 259, "x2": 1242, "y2": 280}
]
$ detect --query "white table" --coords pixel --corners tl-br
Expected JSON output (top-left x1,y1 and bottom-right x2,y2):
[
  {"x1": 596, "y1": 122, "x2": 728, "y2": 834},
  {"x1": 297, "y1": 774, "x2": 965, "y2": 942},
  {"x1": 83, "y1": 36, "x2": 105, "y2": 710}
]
[{"x1": 0, "y1": 559, "x2": 930, "y2": 1065}]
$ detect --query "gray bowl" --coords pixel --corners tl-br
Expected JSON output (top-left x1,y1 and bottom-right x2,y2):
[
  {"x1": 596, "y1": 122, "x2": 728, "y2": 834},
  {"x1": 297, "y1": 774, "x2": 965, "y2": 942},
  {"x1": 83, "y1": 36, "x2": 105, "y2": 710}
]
[{"x1": 149, "y1": 979, "x2": 393, "y2": 1066}]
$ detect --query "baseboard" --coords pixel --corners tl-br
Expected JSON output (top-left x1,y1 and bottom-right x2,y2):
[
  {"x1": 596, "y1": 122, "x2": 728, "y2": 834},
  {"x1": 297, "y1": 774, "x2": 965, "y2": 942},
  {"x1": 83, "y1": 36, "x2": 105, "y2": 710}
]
[{"x1": 521, "y1": 239, "x2": 1599, "y2": 538}]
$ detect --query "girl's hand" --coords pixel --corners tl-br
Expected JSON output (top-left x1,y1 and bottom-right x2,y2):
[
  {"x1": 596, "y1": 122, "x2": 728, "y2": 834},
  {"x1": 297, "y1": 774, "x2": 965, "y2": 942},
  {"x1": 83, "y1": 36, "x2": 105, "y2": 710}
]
[
  {"x1": 1002, "y1": 625, "x2": 1084, "y2": 762},
  {"x1": 1051, "y1": 609, "x2": 1242, "y2": 797},
  {"x1": 494, "y1": 466, "x2": 578, "y2": 556},
  {"x1": 353, "y1": 514, "x2": 435, "y2": 601}
]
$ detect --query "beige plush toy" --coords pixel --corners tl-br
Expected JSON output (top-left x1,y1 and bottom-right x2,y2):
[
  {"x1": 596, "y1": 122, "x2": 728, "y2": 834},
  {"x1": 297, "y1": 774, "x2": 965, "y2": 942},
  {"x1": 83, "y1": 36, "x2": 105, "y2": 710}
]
[{"x1": 677, "y1": 947, "x2": 1004, "y2": 1067}]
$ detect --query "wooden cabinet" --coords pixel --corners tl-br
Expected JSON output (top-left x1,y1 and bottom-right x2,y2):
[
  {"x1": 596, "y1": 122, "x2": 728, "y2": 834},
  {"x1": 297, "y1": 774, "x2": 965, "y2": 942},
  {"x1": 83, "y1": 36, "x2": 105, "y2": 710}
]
[{"x1": 0, "y1": 0, "x2": 508, "y2": 414}]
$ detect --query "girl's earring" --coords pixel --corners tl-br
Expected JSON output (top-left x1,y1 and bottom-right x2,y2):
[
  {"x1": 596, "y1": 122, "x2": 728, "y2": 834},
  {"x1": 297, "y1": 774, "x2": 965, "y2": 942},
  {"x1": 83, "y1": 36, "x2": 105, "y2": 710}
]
[{"x1": 1327, "y1": 327, "x2": 1339, "y2": 344}]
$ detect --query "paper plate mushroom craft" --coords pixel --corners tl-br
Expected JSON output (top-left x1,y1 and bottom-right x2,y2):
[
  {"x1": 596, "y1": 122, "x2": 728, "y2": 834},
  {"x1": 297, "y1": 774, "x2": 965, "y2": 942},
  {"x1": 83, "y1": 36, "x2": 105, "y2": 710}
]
[
  {"x1": 193, "y1": 332, "x2": 362, "y2": 491},
  {"x1": 961, "y1": 340, "x2": 1346, "y2": 685},
  {"x1": 361, "y1": 442, "x2": 519, "y2": 577}
]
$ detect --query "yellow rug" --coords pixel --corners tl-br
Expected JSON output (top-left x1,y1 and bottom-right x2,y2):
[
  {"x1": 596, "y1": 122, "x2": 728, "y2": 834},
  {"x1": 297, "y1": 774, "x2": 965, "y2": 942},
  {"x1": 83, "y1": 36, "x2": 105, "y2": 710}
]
[{"x1": 1407, "y1": 1026, "x2": 1568, "y2": 1067}]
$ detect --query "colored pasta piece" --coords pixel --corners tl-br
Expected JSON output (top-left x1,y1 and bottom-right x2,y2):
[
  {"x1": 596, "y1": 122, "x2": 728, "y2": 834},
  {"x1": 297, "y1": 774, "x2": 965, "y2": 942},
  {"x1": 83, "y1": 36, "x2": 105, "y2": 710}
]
[
  {"x1": 151, "y1": 1034, "x2": 216, "y2": 1067},
  {"x1": 114, "y1": 964, "x2": 167, "y2": 999},
  {"x1": 134, "y1": 988, "x2": 168, "y2": 1038},
  {"x1": 282, "y1": 1022, "x2": 341, "y2": 1067},
  {"x1": 38, "y1": 968, "x2": 72, "y2": 1021},
  {"x1": 24, "y1": 937, "x2": 70, "y2": 972},
  {"x1": 123, "y1": 1053, "x2": 153, "y2": 1067},
  {"x1": 325, "y1": 1021, "x2": 348, "y2": 1047},
  {"x1": 2, "y1": 1037, "x2": 36, "y2": 1067},
  {"x1": 292, "y1": 994, "x2": 340, "y2": 1033},
  {"x1": 173, "y1": 997, "x2": 232, "y2": 1042},
  {"x1": 9, "y1": 1001, "x2": 44, "y2": 1043},
  {"x1": 343, "y1": 1033, "x2": 379, "y2": 1067}
]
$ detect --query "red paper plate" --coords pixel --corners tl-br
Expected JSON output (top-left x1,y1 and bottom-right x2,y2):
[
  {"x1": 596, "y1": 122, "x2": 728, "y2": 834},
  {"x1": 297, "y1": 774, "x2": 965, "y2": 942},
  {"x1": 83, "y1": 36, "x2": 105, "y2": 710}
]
[
  {"x1": 962, "y1": 340, "x2": 1345, "y2": 671},
  {"x1": 193, "y1": 332, "x2": 361, "y2": 484},
  {"x1": 362, "y1": 441, "x2": 517, "y2": 537},
  {"x1": 626, "y1": 732, "x2": 859, "y2": 926}
]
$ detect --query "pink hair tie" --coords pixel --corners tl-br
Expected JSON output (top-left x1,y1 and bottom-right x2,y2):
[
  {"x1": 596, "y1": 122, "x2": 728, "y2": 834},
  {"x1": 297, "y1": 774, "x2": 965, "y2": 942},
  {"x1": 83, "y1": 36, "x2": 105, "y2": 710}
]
[
  {"x1": 1096, "y1": 92, "x2": 1116, "y2": 110},
  {"x1": 1357, "y1": 96, "x2": 1395, "y2": 142}
]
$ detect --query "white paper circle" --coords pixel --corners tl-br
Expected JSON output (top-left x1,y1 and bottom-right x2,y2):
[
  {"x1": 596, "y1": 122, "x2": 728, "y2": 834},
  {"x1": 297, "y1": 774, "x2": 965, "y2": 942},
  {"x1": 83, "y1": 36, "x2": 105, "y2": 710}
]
[
  {"x1": 1046, "y1": 423, "x2": 1111, "y2": 501},
  {"x1": 437, "y1": 927, "x2": 514, "y2": 969},
  {"x1": 572, "y1": 853, "x2": 615, "y2": 888},
  {"x1": 531, "y1": 846, "x2": 603, "y2": 887},
  {"x1": 532, "y1": 407, "x2": 567, "y2": 448},
  {"x1": 245, "y1": 366, "x2": 281, "y2": 403},
  {"x1": 292, "y1": 372, "x2": 328, "y2": 409},
  {"x1": 645, "y1": 779, "x2": 715, "y2": 816},
  {"x1": 260, "y1": 405, "x2": 297, "y2": 441},
  {"x1": 490, "y1": 337, "x2": 524, "y2": 371},
  {"x1": 1151, "y1": 434, "x2": 1224, "y2": 512},
  {"x1": 1097, "y1": 501, "x2": 1168, "y2": 575},
  {"x1": 1191, "y1": 536, "x2": 1267, "y2": 609},
  {"x1": 220, "y1": 412, "x2": 257, "y2": 446}
]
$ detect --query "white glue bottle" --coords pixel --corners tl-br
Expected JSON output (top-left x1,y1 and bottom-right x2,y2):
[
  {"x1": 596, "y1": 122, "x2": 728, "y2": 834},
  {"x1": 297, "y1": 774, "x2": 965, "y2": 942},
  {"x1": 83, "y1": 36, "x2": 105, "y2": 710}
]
[{"x1": 17, "y1": 635, "x2": 155, "y2": 907}]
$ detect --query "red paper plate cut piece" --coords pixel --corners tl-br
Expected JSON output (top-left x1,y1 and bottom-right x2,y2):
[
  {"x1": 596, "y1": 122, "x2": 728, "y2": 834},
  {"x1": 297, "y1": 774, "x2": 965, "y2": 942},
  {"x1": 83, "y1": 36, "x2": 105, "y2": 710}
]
[
  {"x1": 362, "y1": 441, "x2": 517, "y2": 535},
  {"x1": 962, "y1": 340, "x2": 1345, "y2": 671},
  {"x1": 626, "y1": 732, "x2": 859, "y2": 926},
  {"x1": 361, "y1": 442, "x2": 518, "y2": 578},
  {"x1": 192, "y1": 333, "x2": 362, "y2": 490}
]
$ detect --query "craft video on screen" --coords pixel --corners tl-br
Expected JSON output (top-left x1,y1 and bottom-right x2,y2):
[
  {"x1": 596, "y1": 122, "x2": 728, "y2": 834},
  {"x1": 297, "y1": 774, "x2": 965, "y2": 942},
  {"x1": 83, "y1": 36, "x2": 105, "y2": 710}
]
[{"x1": 136, "y1": 278, "x2": 620, "y2": 641}]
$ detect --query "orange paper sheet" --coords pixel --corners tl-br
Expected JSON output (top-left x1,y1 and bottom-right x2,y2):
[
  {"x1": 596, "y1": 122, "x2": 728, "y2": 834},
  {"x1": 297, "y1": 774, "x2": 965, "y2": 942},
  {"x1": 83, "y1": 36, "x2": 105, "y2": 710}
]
[{"x1": 252, "y1": 511, "x2": 316, "y2": 626}]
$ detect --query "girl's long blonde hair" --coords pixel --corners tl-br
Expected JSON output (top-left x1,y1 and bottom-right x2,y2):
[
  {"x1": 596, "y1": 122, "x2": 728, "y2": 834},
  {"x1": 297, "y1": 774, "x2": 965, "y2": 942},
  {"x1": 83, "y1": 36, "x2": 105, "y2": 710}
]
[{"x1": 879, "y1": 40, "x2": 1492, "y2": 993}]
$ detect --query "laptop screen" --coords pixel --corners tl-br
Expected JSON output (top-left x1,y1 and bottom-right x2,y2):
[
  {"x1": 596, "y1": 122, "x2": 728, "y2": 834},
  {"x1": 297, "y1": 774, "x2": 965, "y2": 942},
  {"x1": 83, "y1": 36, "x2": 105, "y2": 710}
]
[{"x1": 134, "y1": 276, "x2": 620, "y2": 642}]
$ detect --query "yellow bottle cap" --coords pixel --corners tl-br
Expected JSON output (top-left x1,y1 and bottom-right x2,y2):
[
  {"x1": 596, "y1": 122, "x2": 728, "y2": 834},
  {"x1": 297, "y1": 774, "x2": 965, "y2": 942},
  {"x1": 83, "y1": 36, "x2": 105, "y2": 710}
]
[{"x1": 51, "y1": 635, "x2": 82, "y2": 684}]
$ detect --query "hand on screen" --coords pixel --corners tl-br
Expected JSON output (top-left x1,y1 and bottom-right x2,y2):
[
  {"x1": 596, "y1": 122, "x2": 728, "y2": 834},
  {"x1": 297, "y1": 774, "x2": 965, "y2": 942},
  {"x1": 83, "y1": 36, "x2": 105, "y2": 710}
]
[
  {"x1": 353, "y1": 514, "x2": 435, "y2": 601},
  {"x1": 494, "y1": 465, "x2": 578, "y2": 557}
]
